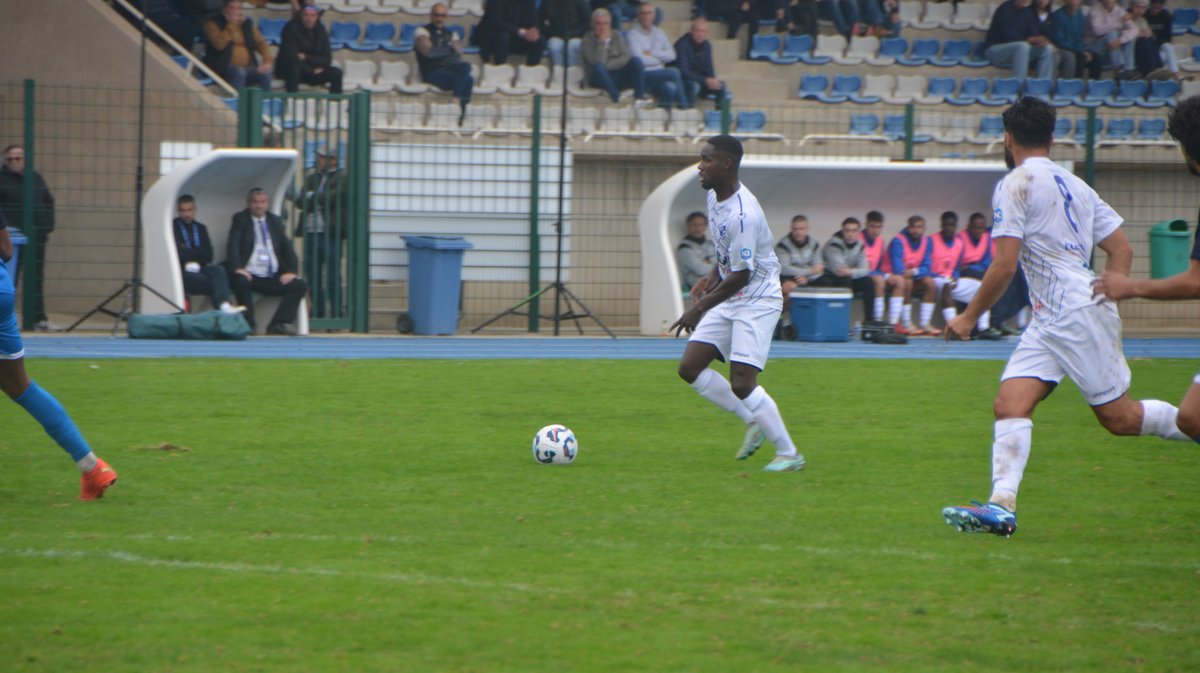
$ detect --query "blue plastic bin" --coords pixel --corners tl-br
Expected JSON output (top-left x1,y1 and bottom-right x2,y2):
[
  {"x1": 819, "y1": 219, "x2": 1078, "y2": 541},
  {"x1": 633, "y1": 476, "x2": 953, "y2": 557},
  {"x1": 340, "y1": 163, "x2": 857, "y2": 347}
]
[
  {"x1": 4, "y1": 229, "x2": 28, "y2": 282},
  {"x1": 402, "y1": 235, "x2": 473, "y2": 335},
  {"x1": 789, "y1": 288, "x2": 851, "y2": 342}
]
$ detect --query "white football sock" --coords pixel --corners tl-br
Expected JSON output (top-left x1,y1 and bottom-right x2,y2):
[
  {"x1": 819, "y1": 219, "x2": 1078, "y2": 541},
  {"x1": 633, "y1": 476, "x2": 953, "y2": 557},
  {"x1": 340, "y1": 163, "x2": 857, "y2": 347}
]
[
  {"x1": 977, "y1": 310, "x2": 991, "y2": 331},
  {"x1": 1140, "y1": 399, "x2": 1191, "y2": 441},
  {"x1": 888, "y1": 296, "x2": 903, "y2": 325},
  {"x1": 942, "y1": 306, "x2": 957, "y2": 324},
  {"x1": 743, "y1": 386, "x2": 798, "y2": 457},
  {"x1": 905, "y1": 302, "x2": 915, "y2": 328},
  {"x1": 873, "y1": 297, "x2": 884, "y2": 321},
  {"x1": 988, "y1": 418, "x2": 1033, "y2": 511},
  {"x1": 691, "y1": 368, "x2": 754, "y2": 424},
  {"x1": 76, "y1": 452, "x2": 98, "y2": 474},
  {"x1": 919, "y1": 302, "x2": 935, "y2": 328}
]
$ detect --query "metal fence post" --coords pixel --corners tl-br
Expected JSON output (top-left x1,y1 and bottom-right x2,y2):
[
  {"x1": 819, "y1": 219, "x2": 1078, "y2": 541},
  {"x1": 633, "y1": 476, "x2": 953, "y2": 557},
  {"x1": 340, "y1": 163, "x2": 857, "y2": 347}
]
[
  {"x1": 20, "y1": 79, "x2": 37, "y2": 331},
  {"x1": 904, "y1": 103, "x2": 915, "y2": 161},
  {"x1": 350, "y1": 90, "x2": 371, "y2": 333},
  {"x1": 1084, "y1": 106, "x2": 1096, "y2": 186},
  {"x1": 528, "y1": 94, "x2": 542, "y2": 332}
]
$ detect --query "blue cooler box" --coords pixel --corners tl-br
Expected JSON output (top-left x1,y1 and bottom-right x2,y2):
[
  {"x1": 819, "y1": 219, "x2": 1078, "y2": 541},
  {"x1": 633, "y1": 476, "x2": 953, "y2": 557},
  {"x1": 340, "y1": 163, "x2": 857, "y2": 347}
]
[{"x1": 789, "y1": 288, "x2": 852, "y2": 342}]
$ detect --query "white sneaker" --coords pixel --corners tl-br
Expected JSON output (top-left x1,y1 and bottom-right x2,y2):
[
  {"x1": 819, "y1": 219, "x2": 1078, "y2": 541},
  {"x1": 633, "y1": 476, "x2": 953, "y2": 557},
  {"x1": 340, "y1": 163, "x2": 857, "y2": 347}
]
[
  {"x1": 735, "y1": 422, "x2": 766, "y2": 460},
  {"x1": 219, "y1": 302, "x2": 247, "y2": 314},
  {"x1": 763, "y1": 454, "x2": 806, "y2": 472}
]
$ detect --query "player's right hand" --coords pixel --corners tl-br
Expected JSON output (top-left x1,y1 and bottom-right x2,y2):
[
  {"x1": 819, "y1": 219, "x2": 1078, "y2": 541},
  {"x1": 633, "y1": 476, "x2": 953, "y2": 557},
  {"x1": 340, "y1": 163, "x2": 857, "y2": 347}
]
[{"x1": 944, "y1": 314, "x2": 974, "y2": 341}]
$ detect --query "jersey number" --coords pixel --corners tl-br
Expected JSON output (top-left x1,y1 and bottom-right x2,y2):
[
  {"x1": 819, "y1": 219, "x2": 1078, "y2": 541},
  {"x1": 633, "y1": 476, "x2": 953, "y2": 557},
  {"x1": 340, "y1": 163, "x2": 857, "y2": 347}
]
[{"x1": 1054, "y1": 175, "x2": 1079, "y2": 233}]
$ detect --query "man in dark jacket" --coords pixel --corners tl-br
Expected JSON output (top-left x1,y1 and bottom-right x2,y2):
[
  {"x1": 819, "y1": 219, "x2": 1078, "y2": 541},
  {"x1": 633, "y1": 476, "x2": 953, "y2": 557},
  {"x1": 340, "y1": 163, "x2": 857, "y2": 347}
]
[
  {"x1": 172, "y1": 194, "x2": 245, "y2": 315},
  {"x1": 476, "y1": 0, "x2": 546, "y2": 65},
  {"x1": 672, "y1": 18, "x2": 728, "y2": 108},
  {"x1": 0, "y1": 145, "x2": 54, "y2": 329},
  {"x1": 275, "y1": 5, "x2": 343, "y2": 93},
  {"x1": 227, "y1": 188, "x2": 308, "y2": 335}
]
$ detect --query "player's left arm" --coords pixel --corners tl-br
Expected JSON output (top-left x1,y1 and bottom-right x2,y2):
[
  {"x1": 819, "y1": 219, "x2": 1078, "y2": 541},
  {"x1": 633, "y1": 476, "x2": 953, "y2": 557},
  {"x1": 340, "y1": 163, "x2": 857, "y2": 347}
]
[
  {"x1": 670, "y1": 268, "x2": 750, "y2": 337},
  {"x1": 946, "y1": 236, "x2": 1020, "y2": 340}
]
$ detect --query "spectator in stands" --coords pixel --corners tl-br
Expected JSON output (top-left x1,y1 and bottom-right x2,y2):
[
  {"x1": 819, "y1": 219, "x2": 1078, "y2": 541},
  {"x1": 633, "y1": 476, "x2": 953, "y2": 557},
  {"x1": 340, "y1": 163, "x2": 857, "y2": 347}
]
[
  {"x1": 274, "y1": 5, "x2": 343, "y2": 94},
  {"x1": 983, "y1": 0, "x2": 1056, "y2": 82},
  {"x1": 293, "y1": 148, "x2": 346, "y2": 319},
  {"x1": 776, "y1": 215, "x2": 831, "y2": 325},
  {"x1": 541, "y1": 0, "x2": 591, "y2": 66},
  {"x1": 202, "y1": 0, "x2": 273, "y2": 91},
  {"x1": 1087, "y1": 0, "x2": 1138, "y2": 78},
  {"x1": 821, "y1": 0, "x2": 884, "y2": 38},
  {"x1": 820, "y1": 217, "x2": 877, "y2": 320},
  {"x1": 0, "y1": 145, "x2": 54, "y2": 330},
  {"x1": 416, "y1": 3, "x2": 474, "y2": 124},
  {"x1": 1128, "y1": 0, "x2": 1173, "y2": 78},
  {"x1": 477, "y1": 0, "x2": 547, "y2": 66},
  {"x1": 696, "y1": 0, "x2": 747, "y2": 38},
  {"x1": 1049, "y1": 0, "x2": 1101, "y2": 80},
  {"x1": 627, "y1": 3, "x2": 688, "y2": 108},
  {"x1": 672, "y1": 18, "x2": 730, "y2": 108},
  {"x1": 1144, "y1": 0, "x2": 1181, "y2": 79},
  {"x1": 227, "y1": 188, "x2": 308, "y2": 336},
  {"x1": 172, "y1": 195, "x2": 245, "y2": 316},
  {"x1": 593, "y1": 0, "x2": 639, "y2": 30},
  {"x1": 580, "y1": 8, "x2": 648, "y2": 104},
  {"x1": 861, "y1": 210, "x2": 891, "y2": 325},
  {"x1": 676, "y1": 211, "x2": 716, "y2": 291},
  {"x1": 1034, "y1": 0, "x2": 1052, "y2": 30},
  {"x1": 886, "y1": 215, "x2": 938, "y2": 336},
  {"x1": 787, "y1": 0, "x2": 820, "y2": 38}
]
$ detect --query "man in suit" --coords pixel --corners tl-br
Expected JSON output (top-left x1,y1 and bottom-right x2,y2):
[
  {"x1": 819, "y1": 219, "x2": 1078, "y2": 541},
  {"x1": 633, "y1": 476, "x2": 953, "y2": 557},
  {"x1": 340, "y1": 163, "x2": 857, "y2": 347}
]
[{"x1": 227, "y1": 188, "x2": 308, "y2": 335}]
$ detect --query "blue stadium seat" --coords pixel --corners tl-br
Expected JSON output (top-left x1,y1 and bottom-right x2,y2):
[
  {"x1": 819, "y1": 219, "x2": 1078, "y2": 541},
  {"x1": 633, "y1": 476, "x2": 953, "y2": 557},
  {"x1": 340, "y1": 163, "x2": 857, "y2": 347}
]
[
  {"x1": 735, "y1": 110, "x2": 768, "y2": 132},
  {"x1": 329, "y1": 21, "x2": 361, "y2": 50},
  {"x1": 1109, "y1": 79, "x2": 1147, "y2": 108},
  {"x1": 703, "y1": 110, "x2": 723, "y2": 132},
  {"x1": 1051, "y1": 78, "x2": 1085, "y2": 107},
  {"x1": 1053, "y1": 117, "x2": 1072, "y2": 141},
  {"x1": 985, "y1": 77, "x2": 1022, "y2": 106},
  {"x1": 849, "y1": 114, "x2": 880, "y2": 135},
  {"x1": 1136, "y1": 118, "x2": 1167, "y2": 140},
  {"x1": 822, "y1": 74, "x2": 863, "y2": 103},
  {"x1": 798, "y1": 74, "x2": 830, "y2": 100},
  {"x1": 384, "y1": 24, "x2": 419, "y2": 53},
  {"x1": 794, "y1": 35, "x2": 833, "y2": 65},
  {"x1": 170, "y1": 54, "x2": 214, "y2": 85},
  {"x1": 929, "y1": 39, "x2": 972, "y2": 66},
  {"x1": 876, "y1": 37, "x2": 908, "y2": 61},
  {"x1": 897, "y1": 38, "x2": 940, "y2": 66},
  {"x1": 461, "y1": 25, "x2": 480, "y2": 55},
  {"x1": 222, "y1": 97, "x2": 238, "y2": 111},
  {"x1": 1172, "y1": 7, "x2": 1198, "y2": 36},
  {"x1": 1140, "y1": 79, "x2": 1180, "y2": 108},
  {"x1": 1105, "y1": 118, "x2": 1135, "y2": 141},
  {"x1": 960, "y1": 41, "x2": 991, "y2": 67},
  {"x1": 353, "y1": 22, "x2": 396, "y2": 51},
  {"x1": 771, "y1": 34, "x2": 814, "y2": 64},
  {"x1": 1024, "y1": 78, "x2": 1054, "y2": 101},
  {"x1": 748, "y1": 34, "x2": 782, "y2": 61},
  {"x1": 972, "y1": 116, "x2": 1004, "y2": 143},
  {"x1": 926, "y1": 76, "x2": 958, "y2": 101},
  {"x1": 1078, "y1": 79, "x2": 1115, "y2": 108},
  {"x1": 259, "y1": 18, "x2": 287, "y2": 45},
  {"x1": 883, "y1": 114, "x2": 931, "y2": 142},
  {"x1": 1074, "y1": 117, "x2": 1104, "y2": 143},
  {"x1": 265, "y1": 98, "x2": 303, "y2": 130},
  {"x1": 947, "y1": 77, "x2": 988, "y2": 105}
]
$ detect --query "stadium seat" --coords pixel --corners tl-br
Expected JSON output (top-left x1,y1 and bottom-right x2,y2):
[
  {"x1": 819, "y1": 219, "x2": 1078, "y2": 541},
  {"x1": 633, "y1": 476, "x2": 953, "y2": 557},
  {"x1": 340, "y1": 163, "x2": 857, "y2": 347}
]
[
  {"x1": 423, "y1": 102, "x2": 462, "y2": 133},
  {"x1": 897, "y1": 39, "x2": 940, "y2": 66},
  {"x1": 383, "y1": 24, "x2": 419, "y2": 53},
  {"x1": 222, "y1": 97, "x2": 238, "y2": 111},
  {"x1": 566, "y1": 106, "x2": 599, "y2": 137},
  {"x1": 170, "y1": 54, "x2": 213, "y2": 85},
  {"x1": 1051, "y1": 78, "x2": 1085, "y2": 107},
  {"x1": 883, "y1": 75, "x2": 927, "y2": 104},
  {"x1": 916, "y1": 111, "x2": 947, "y2": 142},
  {"x1": 263, "y1": 98, "x2": 303, "y2": 130},
  {"x1": 1108, "y1": 79, "x2": 1147, "y2": 108},
  {"x1": 960, "y1": 41, "x2": 991, "y2": 67},
  {"x1": 1136, "y1": 118, "x2": 1167, "y2": 140},
  {"x1": 770, "y1": 34, "x2": 814, "y2": 64},
  {"x1": 352, "y1": 22, "x2": 396, "y2": 51},
  {"x1": 632, "y1": 107, "x2": 671, "y2": 137},
  {"x1": 491, "y1": 103, "x2": 533, "y2": 135},
  {"x1": 1172, "y1": 7, "x2": 1198, "y2": 36},
  {"x1": 734, "y1": 111, "x2": 784, "y2": 141},
  {"x1": 822, "y1": 74, "x2": 864, "y2": 103},
  {"x1": 475, "y1": 64, "x2": 515, "y2": 95},
  {"x1": 897, "y1": 0, "x2": 924, "y2": 27},
  {"x1": 702, "y1": 109, "x2": 724, "y2": 133},
  {"x1": 940, "y1": 114, "x2": 974, "y2": 144},
  {"x1": 541, "y1": 66, "x2": 566, "y2": 96},
  {"x1": 946, "y1": 77, "x2": 988, "y2": 105},
  {"x1": 813, "y1": 35, "x2": 849, "y2": 62},
  {"x1": 798, "y1": 74, "x2": 830, "y2": 100},
  {"x1": 390, "y1": 102, "x2": 428, "y2": 131},
  {"x1": 924, "y1": 1, "x2": 955, "y2": 29},
  {"x1": 882, "y1": 114, "x2": 906, "y2": 141},
  {"x1": 1140, "y1": 79, "x2": 1180, "y2": 108},
  {"x1": 967, "y1": 116, "x2": 1004, "y2": 144},
  {"x1": 949, "y1": 2, "x2": 989, "y2": 31},
  {"x1": 460, "y1": 104, "x2": 497, "y2": 137},
  {"x1": 1183, "y1": 45, "x2": 1200, "y2": 72},
  {"x1": 453, "y1": 0, "x2": 486, "y2": 17},
  {"x1": 1024, "y1": 78, "x2": 1054, "y2": 102},
  {"x1": 839, "y1": 36, "x2": 879, "y2": 65},
  {"x1": 597, "y1": 106, "x2": 634, "y2": 135},
  {"x1": 868, "y1": 38, "x2": 907, "y2": 66},
  {"x1": 1077, "y1": 79, "x2": 1115, "y2": 108},
  {"x1": 985, "y1": 77, "x2": 1022, "y2": 106},
  {"x1": 505, "y1": 65, "x2": 550, "y2": 95},
  {"x1": 918, "y1": 76, "x2": 957, "y2": 104},
  {"x1": 331, "y1": 0, "x2": 372, "y2": 12},
  {"x1": 930, "y1": 39, "x2": 972, "y2": 67},
  {"x1": 1103, "y1": 118, "x2": 1135, "y2": 142},
  {"x1": 909, "y1": 3, "x2": 943, "y2": 29},
  {"x1": 369, "y1": 99, "x2": 393, "y2": 129},
  {"x1": 849, "y1": 113, "x2": 881, "y2": 135},
  {"x1": 854, "y1": 75, "x2": 895, "y2": 103},
  {"x1": 367, "y1": 0, "x2": 402, "y2": 13},
  {"x1": 363, "y1": 61, "x2": 401, "y2": 93},
  {"x1": 748, "y1": 34, "x2": 782, "y2": 61},
  {"x1": 329, "y1": 22, "x2": 361, "y2": 50},
  {"x1": 341, "y1": 60, "x2": 377, "y2": 91},
  {"x1": 259, "y1": 18, "x2": 287, "y2": 46},
  {"x1": 1074, "y1": 117, "x2": 1103, "y2": 143},
  {"x1": 669, "y1": 108, "x2": 703, "y2": 137},
  {"x1": 1053, "y1": 117, "x2": 1073, "y2": 143}
]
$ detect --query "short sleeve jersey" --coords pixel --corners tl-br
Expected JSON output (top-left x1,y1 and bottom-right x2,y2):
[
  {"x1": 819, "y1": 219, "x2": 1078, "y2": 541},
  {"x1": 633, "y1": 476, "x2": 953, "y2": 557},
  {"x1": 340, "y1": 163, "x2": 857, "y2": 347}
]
[
  {"x1": 706, "y1": 182, "x2": 783, "y2": 304},
  {"x1": 991, "y1": 157, "x2": 1123, "y2": 322}
]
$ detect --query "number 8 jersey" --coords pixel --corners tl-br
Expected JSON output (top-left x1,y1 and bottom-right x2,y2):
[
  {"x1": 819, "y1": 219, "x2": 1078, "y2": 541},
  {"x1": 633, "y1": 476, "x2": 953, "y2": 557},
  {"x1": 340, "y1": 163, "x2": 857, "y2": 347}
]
[
  {"x1": 991, "y1": 157, "x2": 1123, "y2": 322},
  {"x1": 706, "y1": 182, "x2": 783, "y2": 305}
]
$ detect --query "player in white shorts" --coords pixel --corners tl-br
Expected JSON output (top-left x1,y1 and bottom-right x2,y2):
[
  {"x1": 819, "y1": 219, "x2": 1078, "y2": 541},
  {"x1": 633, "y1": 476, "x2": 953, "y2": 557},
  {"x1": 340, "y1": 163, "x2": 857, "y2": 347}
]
[
  {"x1": 1094, "y1": 94, "x2": 1200, "y2": 445},
  {"x1": 940, "y1": 97, "x2": 1192, "y2": 537},
  {"x1": 669, "y1": 135, "x2": 805, "y2": 473}
]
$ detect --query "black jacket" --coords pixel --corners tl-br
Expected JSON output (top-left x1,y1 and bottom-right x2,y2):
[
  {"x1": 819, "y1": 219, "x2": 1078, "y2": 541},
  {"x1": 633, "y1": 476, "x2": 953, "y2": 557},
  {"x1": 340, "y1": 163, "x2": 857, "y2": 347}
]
[
  {"x1": 0, "y1": 165, "x2": 55, "y2": 234},
  {"x1": 227, "y1": 209, "x2": 299, "y2": 276},
  {"x1": 275, "y1": 15, "x2": 334, "y2": 78},
  {"x1": 172, "y1": 217, "x2": 215, "y2": 268},
  {"x1": 480, "y1": 0, "x2": 537, "y2": 35}
]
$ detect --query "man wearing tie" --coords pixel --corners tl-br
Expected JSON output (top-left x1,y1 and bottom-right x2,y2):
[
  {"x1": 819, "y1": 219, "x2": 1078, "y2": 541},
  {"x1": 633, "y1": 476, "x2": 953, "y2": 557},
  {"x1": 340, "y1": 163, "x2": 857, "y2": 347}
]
[{"x1": 227, "y1": 188, "x2": 308, "y2": 335}]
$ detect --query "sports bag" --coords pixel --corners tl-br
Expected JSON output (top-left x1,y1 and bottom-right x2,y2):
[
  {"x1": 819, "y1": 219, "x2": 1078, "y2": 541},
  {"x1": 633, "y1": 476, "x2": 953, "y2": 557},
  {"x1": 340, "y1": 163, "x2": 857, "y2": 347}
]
[{"x1": 128, "y1": 310, "x2": 251, "y2": 340}]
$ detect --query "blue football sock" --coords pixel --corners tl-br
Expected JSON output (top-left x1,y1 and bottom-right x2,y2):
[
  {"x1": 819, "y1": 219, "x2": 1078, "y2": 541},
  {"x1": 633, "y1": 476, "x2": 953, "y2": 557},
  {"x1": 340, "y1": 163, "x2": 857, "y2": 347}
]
[{"x1": 14, "y1": 381, "x2": 93, "y2": 462}]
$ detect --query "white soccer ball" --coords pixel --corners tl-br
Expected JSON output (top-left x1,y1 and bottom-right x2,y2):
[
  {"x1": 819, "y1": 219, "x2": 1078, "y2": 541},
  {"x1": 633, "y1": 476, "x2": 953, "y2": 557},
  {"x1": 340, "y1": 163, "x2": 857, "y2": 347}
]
[{"x1": 532, "y1": 424, "x2": 578, "y2": 465}]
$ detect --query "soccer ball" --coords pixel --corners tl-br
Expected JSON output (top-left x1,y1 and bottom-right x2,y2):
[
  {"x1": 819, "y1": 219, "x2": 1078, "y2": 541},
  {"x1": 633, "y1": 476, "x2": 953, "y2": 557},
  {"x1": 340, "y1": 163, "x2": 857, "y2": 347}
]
[{"x1": 532, "y1": 424, "x2": 578, "y2": 465}]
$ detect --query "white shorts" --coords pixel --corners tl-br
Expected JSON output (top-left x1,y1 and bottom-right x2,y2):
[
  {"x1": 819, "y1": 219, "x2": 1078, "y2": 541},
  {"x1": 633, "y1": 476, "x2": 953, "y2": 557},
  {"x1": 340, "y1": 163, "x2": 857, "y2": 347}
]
[
  {"x1": 933, "y1": 276, "x2": 981, "y2": 304},
  {"x1": 689, "y1": 298, "x2": 782, "y2": 371},
  {"x1": 1001, "y1": 302, "x2": 1131, "y2": 406}
]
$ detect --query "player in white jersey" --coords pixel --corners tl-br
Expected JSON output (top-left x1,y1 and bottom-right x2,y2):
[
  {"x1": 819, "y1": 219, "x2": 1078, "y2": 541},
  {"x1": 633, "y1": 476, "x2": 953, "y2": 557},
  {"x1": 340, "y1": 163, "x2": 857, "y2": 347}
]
[
  {"x1": 940, "y1": 97, "x2": 1192, "y2": 537},
  {"x1": 669, "y1": 135, "x2": 805, "y2": 472},
  {"x1": 1094, "y1": 95, "x2": 1200, "y2": 445}
]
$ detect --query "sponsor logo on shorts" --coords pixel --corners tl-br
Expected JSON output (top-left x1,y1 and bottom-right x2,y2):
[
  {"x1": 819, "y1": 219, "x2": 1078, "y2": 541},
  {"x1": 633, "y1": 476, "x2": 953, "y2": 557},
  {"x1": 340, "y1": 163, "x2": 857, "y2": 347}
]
[{"x1": 739, "y1": 247, "x2": 752, "y2": 260}]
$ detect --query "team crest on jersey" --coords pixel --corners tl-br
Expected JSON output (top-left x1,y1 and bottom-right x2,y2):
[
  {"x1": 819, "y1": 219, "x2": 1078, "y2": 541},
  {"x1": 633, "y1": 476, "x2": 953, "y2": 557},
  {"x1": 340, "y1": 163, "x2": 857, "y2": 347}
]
[
  {"x1": 739, "y1": 247, "x2": 752, "y2": 260},
  {"x1": 718, "y1": 225, "x2": 727, "y2": 238},
  {"x1": 993, "y1": 207, "x2": 1003, "y2": 224}
]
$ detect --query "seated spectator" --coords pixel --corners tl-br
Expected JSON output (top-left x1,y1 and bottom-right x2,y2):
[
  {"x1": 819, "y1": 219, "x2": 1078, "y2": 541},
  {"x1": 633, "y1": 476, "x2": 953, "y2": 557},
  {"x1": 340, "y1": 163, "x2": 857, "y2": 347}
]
[
  {"x1": 697, "y1": 0, "x2": 749, "y2": 38},
  {"x1": 983, "y1": 0, "x2": 1055, "y2": 81},
  {"x1": 819, "y1": 217, "x2": 877, "y2": 320},
  {"x1": 274, "y1": 5, "x2": 343, "y2": 94},
  {"x1": 1128, "y1": 0, "x2": 1171, "y2": 78},
  {"x1": 886, "y1": 215, "x2": 938, "y2": 336},
  {"x1": 776, "y1": 215, "x2": 832, "y2": 326},
  {"x1": 730, "y1": 0, "x2": 789, "y2": 50},
  {"x1": 676, "y1": 211, "x2": 715, "y2": 291},
  {"x1": 861, "y1": 210, "x2": 894, "y2": 325},
  {"x1": 580, "y1": 8, "x2": 648, "y2": 104},
  {"x1": 1087, "y1": 0, "x2": 1138, "y2": 78},
  {"x1": 1049, "y1": 0, "x2": 1101, "y2": 80},
  {"x1": 786, "y1": 0, "x2": 820, "y2": 38},
  {"x1": 227, "y1": 188, "x2": 308, "y2": 336},
  {"x1": 950, "y1": 212, "x2": 1002, "y2": 339},
  {"x1": 627, "y1": 3, "x2": 688, "y2": 108},
  {"x1": 1144, "y1": 0, "x2": 1181, "y2": 78},
  {"x1": 416, "y1": 3, "x2": 474, "y2": 124},
  {"x1": 202, "y1": 0, "x2": 273, "y2": 91},
  {"x1": 477, "y1": 0, "x2": 547, "y2": 66},
  {"x1": 172, "y1": 195, "x2": 245, "y2": 316},
  {"x1": 672, "y1": 18, "x2": 730, "y2": 108},
  {"x1": 541, "y1": 0, "x2": 591, "y2": 66},
  {"x1": 821, "y1": 0, "x2": 884, "y2": 38}
]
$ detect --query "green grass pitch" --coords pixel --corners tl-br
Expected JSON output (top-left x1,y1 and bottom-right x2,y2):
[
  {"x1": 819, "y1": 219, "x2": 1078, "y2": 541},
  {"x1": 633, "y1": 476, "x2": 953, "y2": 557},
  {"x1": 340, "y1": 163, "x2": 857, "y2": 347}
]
[{"x1": 2, "y1": 357, "x2": 1198, "y2": 672}]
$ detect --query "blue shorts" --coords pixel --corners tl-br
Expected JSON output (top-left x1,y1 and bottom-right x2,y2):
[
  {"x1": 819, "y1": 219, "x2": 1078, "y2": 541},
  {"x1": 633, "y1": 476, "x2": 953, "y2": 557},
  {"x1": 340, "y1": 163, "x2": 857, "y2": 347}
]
[{"x1": 0, "y1": 267, "x2": 25, "y2": 360}]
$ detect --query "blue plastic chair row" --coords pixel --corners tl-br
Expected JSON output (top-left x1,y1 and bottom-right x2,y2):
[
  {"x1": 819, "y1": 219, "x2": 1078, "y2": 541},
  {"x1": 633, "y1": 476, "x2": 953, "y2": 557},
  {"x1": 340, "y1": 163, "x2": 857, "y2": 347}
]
[
  {"x1": 892, "y1": 38, "x2": 989, "y2": 67},
  {"x1": 702, "y1": 110, "x2": 774, "y2": 133},
  {"x1": 750, "y1": 34, "x2": 831, "y2": 65},
  {"x1": 324, "y1": 21, "x2": 474, "y2": 53},
  {"x1": 1172, "y1": 8, "x2": 1200, "y2": 36}
]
